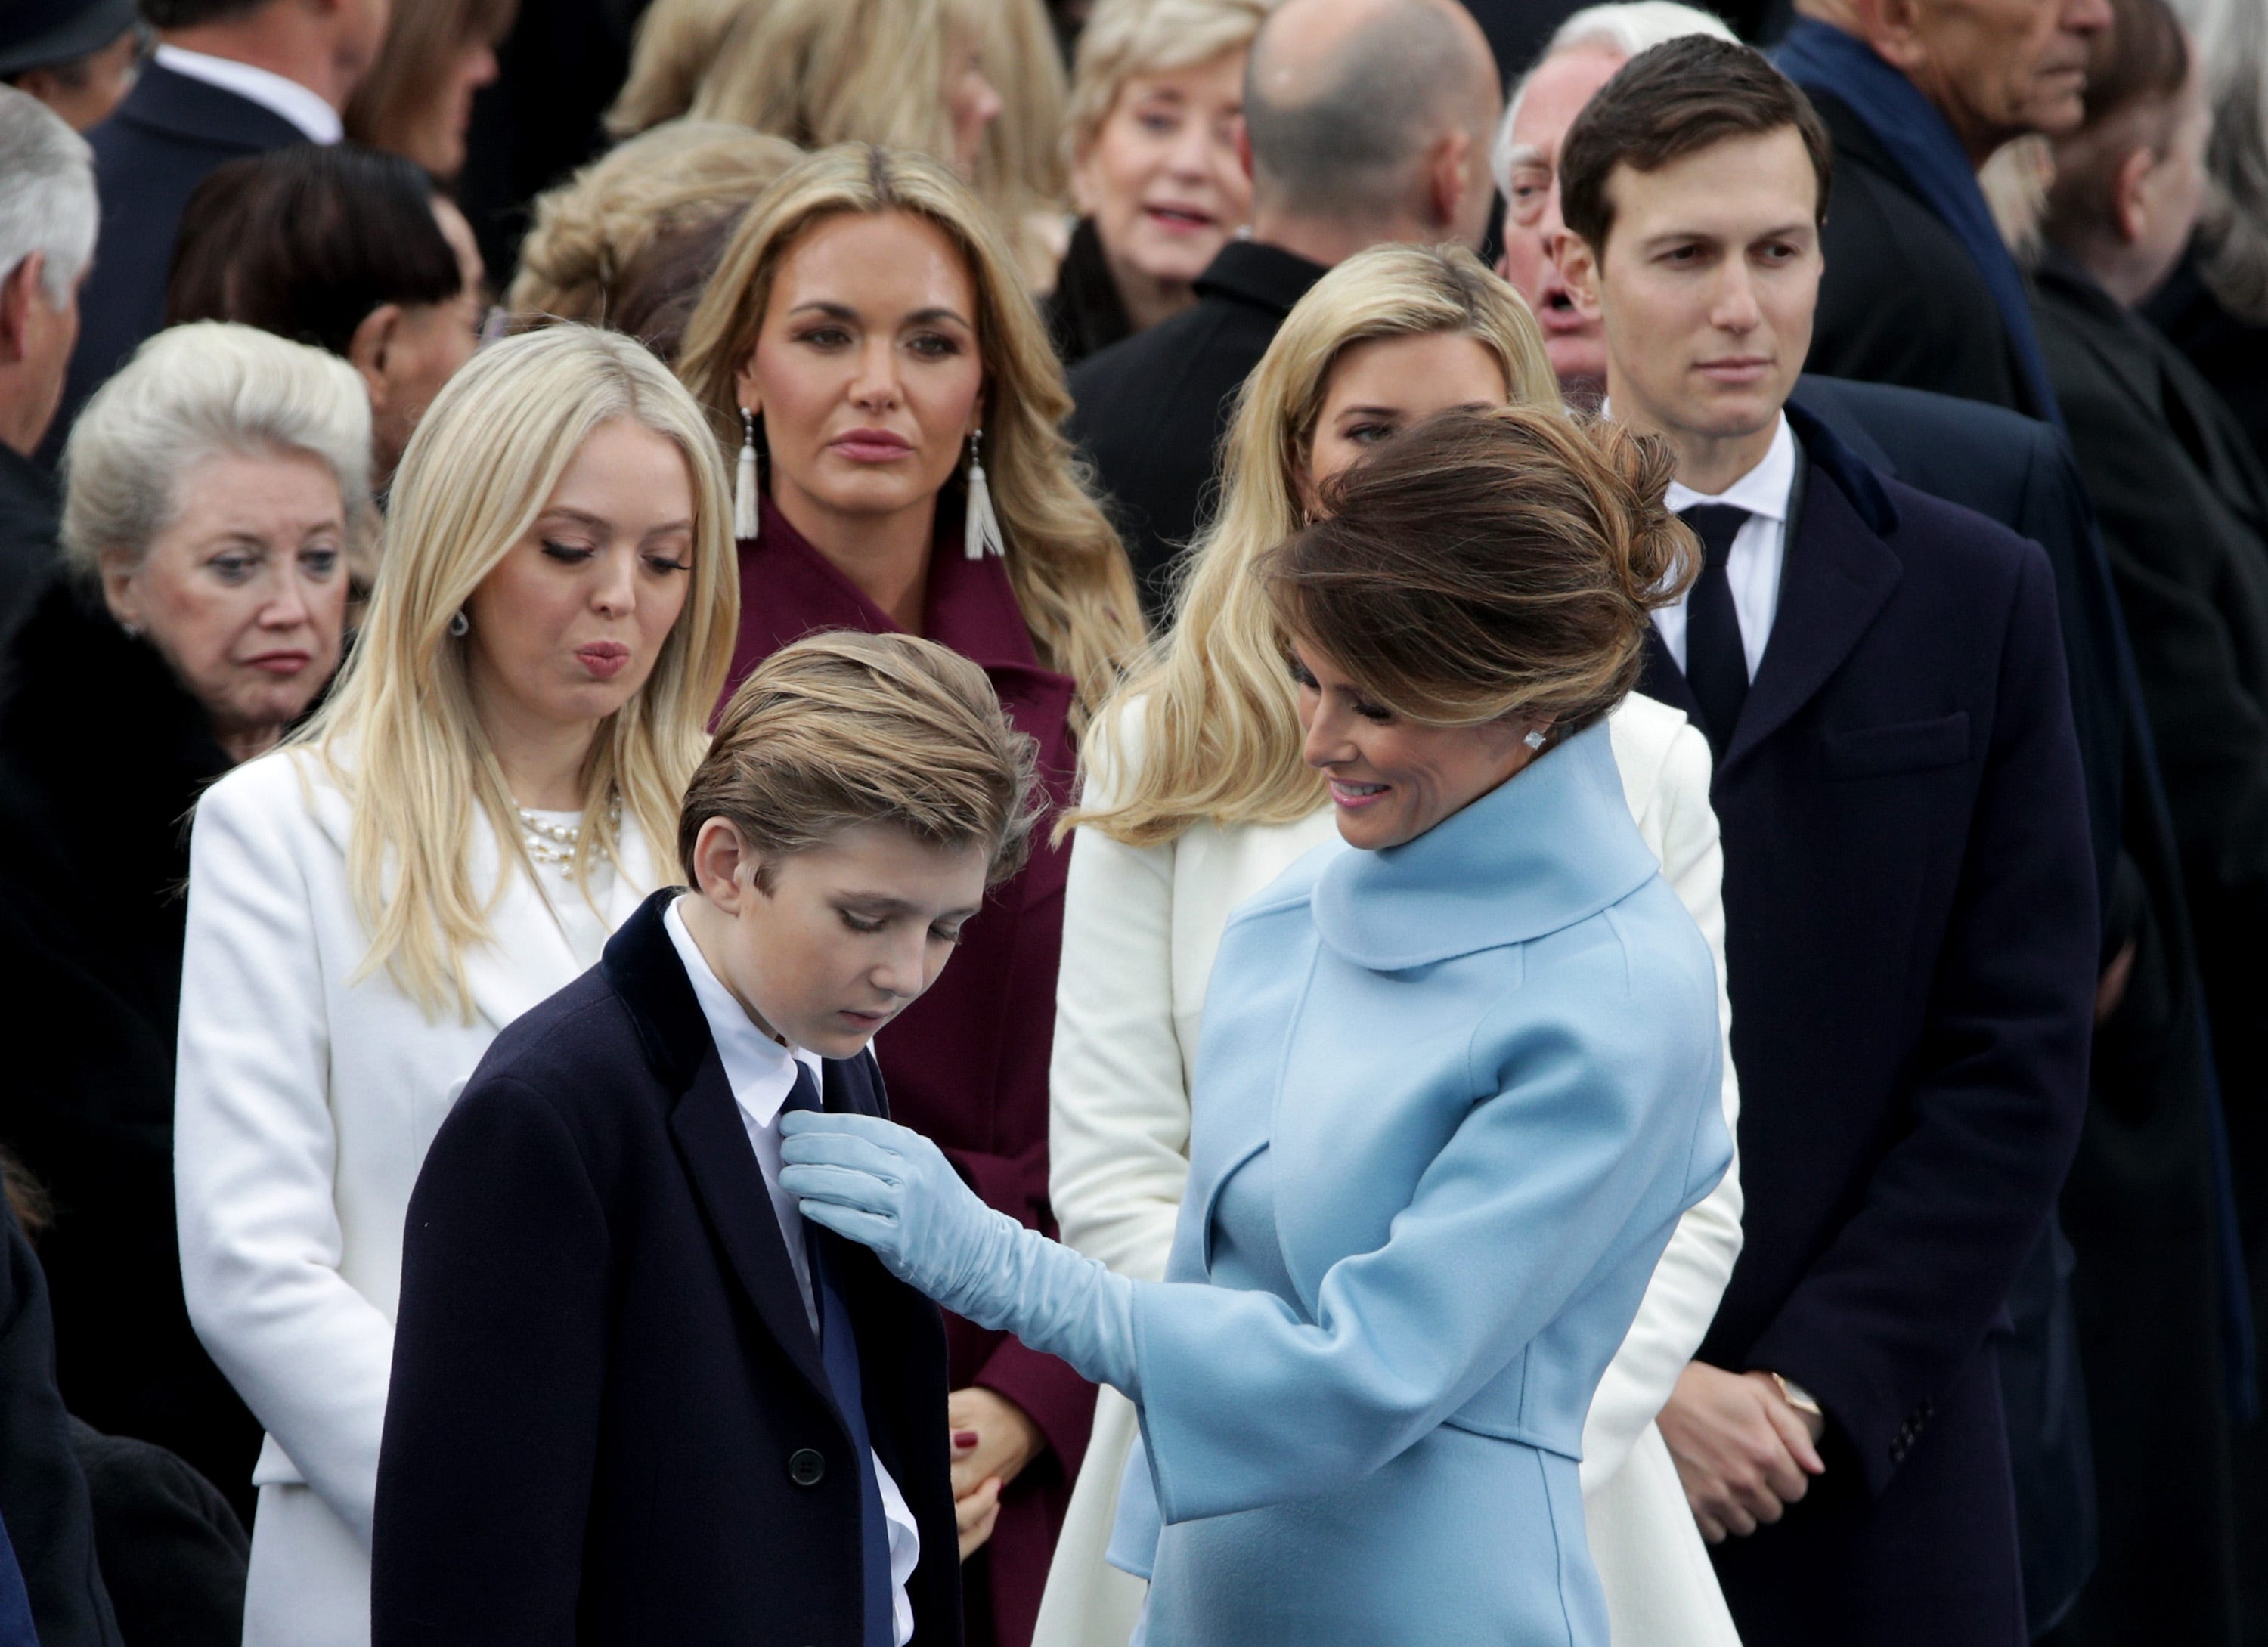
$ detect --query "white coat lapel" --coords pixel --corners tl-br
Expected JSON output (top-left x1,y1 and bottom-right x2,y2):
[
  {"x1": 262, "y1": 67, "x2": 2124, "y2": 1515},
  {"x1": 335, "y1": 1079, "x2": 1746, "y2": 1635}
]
[{"x1": 460, "y1": 809, "x2": 581, "y2": 1036}]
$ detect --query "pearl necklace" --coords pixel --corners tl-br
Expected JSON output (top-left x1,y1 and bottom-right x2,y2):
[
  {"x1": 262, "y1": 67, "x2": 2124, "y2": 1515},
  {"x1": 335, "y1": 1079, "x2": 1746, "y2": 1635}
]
[{"x1": 516, "y1": 797, "x2": 621, "y2": 868}]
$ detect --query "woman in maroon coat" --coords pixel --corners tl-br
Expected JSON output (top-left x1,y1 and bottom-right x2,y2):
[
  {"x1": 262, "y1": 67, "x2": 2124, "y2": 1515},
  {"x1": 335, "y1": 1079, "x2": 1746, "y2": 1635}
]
[{"x1": 679, "y1": 144, "x2": 1146, "y2": 1647}]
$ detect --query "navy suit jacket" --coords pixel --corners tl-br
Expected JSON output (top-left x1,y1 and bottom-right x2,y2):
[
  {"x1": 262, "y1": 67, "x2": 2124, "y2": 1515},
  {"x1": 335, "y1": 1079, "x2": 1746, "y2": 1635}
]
[
  {"x1": 371, "y1": 891, "x2": 962, "y2": 1647},
  {"x1": 1645, "y1": 408, "x2": 2096, "y2": 1646},
  {"x1": 46, "y1": 64, "x2": 305, "y2": 466}
]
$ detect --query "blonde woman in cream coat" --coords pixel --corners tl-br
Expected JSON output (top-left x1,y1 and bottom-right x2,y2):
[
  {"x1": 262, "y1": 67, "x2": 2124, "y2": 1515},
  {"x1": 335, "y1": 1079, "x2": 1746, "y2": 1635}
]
[
  {"x1": 174, "y1": 326, "x2": 739, "y2": 1647},
  {"x1": 1033, "y1": 245, "x2": 1743, "y2": 1647}
]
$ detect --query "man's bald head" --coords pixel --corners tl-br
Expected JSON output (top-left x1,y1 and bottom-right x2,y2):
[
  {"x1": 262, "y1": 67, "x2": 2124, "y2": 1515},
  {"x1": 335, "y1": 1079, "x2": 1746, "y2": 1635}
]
[{"x1": 1244, "y1": 0, "x2": 1502, "y2": 246}]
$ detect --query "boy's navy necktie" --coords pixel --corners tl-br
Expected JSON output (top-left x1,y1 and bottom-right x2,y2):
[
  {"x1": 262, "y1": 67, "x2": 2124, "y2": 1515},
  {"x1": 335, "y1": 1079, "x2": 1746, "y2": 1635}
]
[
  {"x1": 1678, "y1": 503, "x2": 1752, "y2": 759},
  {"x1": 782, "y1": 1064, "x2": 894, "y2": 1647}
]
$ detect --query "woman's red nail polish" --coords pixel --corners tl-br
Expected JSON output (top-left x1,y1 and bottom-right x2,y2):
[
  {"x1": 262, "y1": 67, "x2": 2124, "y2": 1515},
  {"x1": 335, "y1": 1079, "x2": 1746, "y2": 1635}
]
[{"x1": 953, "y1": 1430, "x2": 980, "y2": 1449}]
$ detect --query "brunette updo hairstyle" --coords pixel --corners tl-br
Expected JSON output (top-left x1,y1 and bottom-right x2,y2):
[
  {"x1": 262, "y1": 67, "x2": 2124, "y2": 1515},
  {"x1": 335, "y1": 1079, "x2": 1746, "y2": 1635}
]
[{"x1": 1262, "y1": 405, "x2": 1696, "y2": 734}]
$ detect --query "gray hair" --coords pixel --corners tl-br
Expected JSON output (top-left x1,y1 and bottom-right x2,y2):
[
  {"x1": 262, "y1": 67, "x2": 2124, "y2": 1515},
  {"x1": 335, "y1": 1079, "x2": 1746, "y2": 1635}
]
[
  {"x1": 1492, "y1": 1, "x2": 1737, "y2": 194},
  {"x1": 1244, "y1": 0, "x2": 1495, "y2": 222},
  {"x1": 61, "y1": 322, "x2": 376, "y2": 577},
  {"x1": 2171, "y1": 0, "x2": 2268, "y2": 318},
  {"x1": 0, "y1": 86, "x2": 97, "y2": 308}
]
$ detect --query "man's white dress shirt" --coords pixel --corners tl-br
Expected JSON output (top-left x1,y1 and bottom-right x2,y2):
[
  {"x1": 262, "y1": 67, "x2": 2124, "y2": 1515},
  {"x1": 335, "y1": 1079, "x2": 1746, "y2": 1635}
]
[
  {"x1": 665, "y1": 896, "x2": 922, "y2": 1646},
  {"x1": 152, "y1": 44, "x2": 343, "y2": 143},
  {"x1": 1653, "y1": 411, "x2": 1799, "y2": 681}
]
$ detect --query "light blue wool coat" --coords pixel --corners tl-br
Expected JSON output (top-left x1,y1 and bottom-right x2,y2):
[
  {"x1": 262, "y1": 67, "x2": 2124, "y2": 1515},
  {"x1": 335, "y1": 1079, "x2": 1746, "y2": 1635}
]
[{"x1": 1106, "y1": 720, "x2": 1732, "y2": 1646}]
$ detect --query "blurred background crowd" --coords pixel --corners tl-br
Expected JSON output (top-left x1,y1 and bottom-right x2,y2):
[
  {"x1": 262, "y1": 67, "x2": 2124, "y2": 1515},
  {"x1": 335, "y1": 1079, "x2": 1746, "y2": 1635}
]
[{"x1": 0, "y1": 0, "x2": 2265, "y2": 1642}]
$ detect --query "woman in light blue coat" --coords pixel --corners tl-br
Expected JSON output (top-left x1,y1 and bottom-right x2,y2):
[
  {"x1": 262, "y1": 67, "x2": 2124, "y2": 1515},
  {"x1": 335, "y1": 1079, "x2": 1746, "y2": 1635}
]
[{"x1": 782, "y1": 404, "x2": 1732, "y2": 1645}]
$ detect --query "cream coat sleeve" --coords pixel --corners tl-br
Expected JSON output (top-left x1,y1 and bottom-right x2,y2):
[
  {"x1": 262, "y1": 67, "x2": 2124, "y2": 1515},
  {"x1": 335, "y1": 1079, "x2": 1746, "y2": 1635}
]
[
  {"x1": 1048, "y1": 761, "x2": 1190, "y2": 1285},
  {"x1": 175, "y1": 762, "x2": 393, "y2": 1547},
  {"x1": 1580, "y1": 715, "x2": 1745, "y2": 1492}
]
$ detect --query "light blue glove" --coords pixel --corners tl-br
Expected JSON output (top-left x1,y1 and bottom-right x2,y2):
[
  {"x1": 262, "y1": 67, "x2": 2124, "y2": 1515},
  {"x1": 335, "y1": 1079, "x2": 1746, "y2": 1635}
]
[{"x1": 779, "y1": 1110, "x2": 1141, "y2": 1397}]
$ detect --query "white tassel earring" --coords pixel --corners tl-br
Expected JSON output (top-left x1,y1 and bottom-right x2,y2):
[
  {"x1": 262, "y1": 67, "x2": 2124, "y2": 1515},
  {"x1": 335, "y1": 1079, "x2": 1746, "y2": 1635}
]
[
  {"x1": 733, "y1": 407, "x2": 761, "y2": 541},
  {"x1": 964, "y1": 426, "x2": 1005, "y2": 560}
]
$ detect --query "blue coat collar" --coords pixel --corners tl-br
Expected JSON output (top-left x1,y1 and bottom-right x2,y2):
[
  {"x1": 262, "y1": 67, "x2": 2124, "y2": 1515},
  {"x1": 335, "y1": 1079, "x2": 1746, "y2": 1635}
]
[{"x1": 1309, "y1": 721, "x2": 1659, "y2": 971}]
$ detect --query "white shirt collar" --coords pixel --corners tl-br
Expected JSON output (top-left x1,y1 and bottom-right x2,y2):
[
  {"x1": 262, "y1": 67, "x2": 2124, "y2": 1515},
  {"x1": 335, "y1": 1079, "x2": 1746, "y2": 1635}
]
[
  {"x1": 153, "y1": 44, "x2": 343, "y2": 144},
  {"x1": 661, "y1": 896, "x2": 820, "y2": 1127},
  {"x1": 1664, "y1": 413, "x2": 1799, "y2": 523}
]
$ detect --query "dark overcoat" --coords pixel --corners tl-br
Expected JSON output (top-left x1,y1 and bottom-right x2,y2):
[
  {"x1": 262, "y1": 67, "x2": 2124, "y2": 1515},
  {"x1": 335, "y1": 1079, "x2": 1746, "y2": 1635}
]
[
  {"x1": 371, "y1": 892, "x2": 962, "y2": 1647},
  {"x1": 1064, "y1": 240, "x2": 1324, "y2": 615},
  {"x1": 0, "y1": 577, "x2": 261, "y2": 1517},
  {"x1": 1802, "y1": 89, "x2": 2050, "y2": 422},
  {"x1": 2034, "y1": 252, "x2": 2268, "y2": 1642},
  {"x1": 1641, "y1": 409, "x2": 2096, "y2": 1647},
  {"x1": 1795, "y1": 373, "x2": 2248, "y2": 1643},
  {"x1": 725, "y1": 501, "x2": 1093, "y2": 1647}
]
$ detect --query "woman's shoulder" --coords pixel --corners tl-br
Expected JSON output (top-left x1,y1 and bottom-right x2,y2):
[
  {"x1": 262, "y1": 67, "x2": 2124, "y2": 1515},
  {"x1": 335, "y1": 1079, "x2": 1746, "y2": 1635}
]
[
  {"x1": 1605, "y1": 693, "x2": 1712, "y2": 814},
  {"x1": 194, "y1": 743, "x2": 350, "y2": 850}
]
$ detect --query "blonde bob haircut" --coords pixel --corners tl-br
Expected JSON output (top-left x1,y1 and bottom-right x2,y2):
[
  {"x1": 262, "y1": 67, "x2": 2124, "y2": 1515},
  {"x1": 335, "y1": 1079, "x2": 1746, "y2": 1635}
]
[
  {"x1": 606, "y1": 0, "x2": 758, "y2": 139},
  {"x1": 301, "y1": 324, "x2": 739, "y2": 1019},
  {"x1": 1064, "y1": 0, "x2": 1273, "y2": 165},
  {"x1": 62, "y1": 320, "x2": 375, "y2": 581},
  {"x1": 681, "y1": 630, "x2": 1042, "y2": 890},
  {"x1": 1069, "y1": 243, "x2": 1556, "y2": 847},
  {"x1": 678, "y1": 145, "x2": 1146, "y2": 733},
  {"x1": 507, "y1": 121, "x2": 803, "y2": 327},
  {"x1": 688, "y1": 0, "x2": 984, "y2": 161}
]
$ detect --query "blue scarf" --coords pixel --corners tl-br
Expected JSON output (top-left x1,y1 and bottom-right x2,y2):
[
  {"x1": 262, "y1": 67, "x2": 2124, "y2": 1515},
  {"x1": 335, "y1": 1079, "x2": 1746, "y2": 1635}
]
[{"x1": 1775, "y1": 17, "x2": 2064, "y2": 429}]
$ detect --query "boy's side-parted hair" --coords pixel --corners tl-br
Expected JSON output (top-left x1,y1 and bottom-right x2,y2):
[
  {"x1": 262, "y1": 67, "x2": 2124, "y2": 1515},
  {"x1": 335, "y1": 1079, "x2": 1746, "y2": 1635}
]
[
  {"x1": 680, "y1": 630, "x2": 1043, "y2": 890},
  {"x1": 1558, "y1": 36, "x2": 1833, "y2": 261}
]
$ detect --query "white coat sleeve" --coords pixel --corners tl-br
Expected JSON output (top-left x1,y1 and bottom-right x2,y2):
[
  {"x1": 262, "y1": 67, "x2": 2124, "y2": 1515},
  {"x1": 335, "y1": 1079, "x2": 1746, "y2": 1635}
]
[
  {"x1": 1580, "y1": 720, "x2": 1745, "y2": 1492},
  {"x1": 1049, "y1": 744, "x2": 1191, "y2": 1284},
  {"x1": 174, "y1": 762, "x2": 394, "y2": 1547}
]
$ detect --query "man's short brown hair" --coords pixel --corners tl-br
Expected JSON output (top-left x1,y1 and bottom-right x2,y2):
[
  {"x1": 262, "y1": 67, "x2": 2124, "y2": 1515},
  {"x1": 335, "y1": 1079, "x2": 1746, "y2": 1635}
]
[
  {"x1": 1559, "y1": 36, "x2": 1834, "y2": 259},
  {"x1": 678, "y1": 630, "x2": 1042, "y2": 890}
]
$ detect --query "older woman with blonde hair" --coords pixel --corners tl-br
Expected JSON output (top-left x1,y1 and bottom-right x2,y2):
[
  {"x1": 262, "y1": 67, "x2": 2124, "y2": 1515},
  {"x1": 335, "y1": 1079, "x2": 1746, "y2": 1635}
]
[
  {"x1": 1045, "y1": 0, "x2": 1272, "y2": 364},
  {"x1": 506, "y1": 119, "x2": 802, "y2": 330},
  {"x1": 1033, "y1": 242, "x2": 1746, "y2": 1647},
  {"x1": 678, "y1": 141, "x2": 1142, "y2": 1647},
  {"x1": 173, "y1": 324, "x2": 738, "y2": 1647}
]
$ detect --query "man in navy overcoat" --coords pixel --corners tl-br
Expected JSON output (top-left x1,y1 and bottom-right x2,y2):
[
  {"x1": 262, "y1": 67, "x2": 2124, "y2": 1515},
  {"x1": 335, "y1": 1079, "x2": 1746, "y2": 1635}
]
[{"x1": 1557, "y1": 40, "x2": 2096, "y2": 1645}]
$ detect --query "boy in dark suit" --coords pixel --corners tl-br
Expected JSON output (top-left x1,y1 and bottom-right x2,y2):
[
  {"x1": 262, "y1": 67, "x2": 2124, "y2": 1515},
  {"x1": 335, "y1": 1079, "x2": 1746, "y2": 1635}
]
[{"x1": 371, "y1": 630, "x2": 1041, "y2": 1647}]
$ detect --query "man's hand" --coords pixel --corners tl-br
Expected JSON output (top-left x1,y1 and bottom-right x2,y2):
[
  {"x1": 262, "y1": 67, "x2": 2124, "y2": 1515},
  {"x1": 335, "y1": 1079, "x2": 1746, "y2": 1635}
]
[
  {"x1": 947, "y1": 1387, "x2": 1044, "y2": 1559},
  {"x1": 1657, "y1": 1361, "x2": 1827, "y2": 1543}
]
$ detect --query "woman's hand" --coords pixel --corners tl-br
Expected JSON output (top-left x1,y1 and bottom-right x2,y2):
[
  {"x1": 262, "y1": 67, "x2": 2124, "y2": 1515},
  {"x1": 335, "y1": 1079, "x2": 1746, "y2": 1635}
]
[
  {"x1": 950, "y1": 1386, "x2": 1045, "y2": 1497},
  {"x1": 779, "y1": 1111, "x2": 1018, "y2": 1311},
  {"x1": 947, "y1": 1387, "x2": 1044, "y2": 1559},
  {"x1": 955, "y1": 1472, "x2": 1003, "y2": 1559},
  {"x1": 781, "y1": 1110, "x2": 1142, "y2": 1394}
]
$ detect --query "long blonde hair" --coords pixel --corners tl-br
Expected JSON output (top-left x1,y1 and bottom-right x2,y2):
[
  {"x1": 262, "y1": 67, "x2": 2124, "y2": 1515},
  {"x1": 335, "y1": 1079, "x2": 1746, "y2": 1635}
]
[
  {"x1": 606, "y1": 0, "x2": 758, "y2": 139},
  {"x1": 1070, "y1": 243, "x2": 1557, "y2": 846},
  {"x1": 302, "y1": 325, "x2": 740, "y2": 1018},
  {"x1": 677, "y1": 144, "x2": 1145, "y2": 732},
  {"x1": 687, "y1": 0, "x2": 983, "y2": 159}
]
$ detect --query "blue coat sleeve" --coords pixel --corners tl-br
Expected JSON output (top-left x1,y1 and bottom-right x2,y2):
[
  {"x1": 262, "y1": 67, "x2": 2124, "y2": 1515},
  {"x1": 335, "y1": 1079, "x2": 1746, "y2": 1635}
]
[{"x1": 1124, "y1": 949, "x2": 1728, "y2": 1526}]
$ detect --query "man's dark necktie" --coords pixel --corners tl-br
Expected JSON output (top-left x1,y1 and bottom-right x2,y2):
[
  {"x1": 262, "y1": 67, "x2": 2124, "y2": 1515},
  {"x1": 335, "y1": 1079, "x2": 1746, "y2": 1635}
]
[
  {"x1": 782, "y1": 1065, "x2": 894, "y2": 1647},
  {"x1": 1677, "y1": 503, "x2": 1752, "y2": 757}
]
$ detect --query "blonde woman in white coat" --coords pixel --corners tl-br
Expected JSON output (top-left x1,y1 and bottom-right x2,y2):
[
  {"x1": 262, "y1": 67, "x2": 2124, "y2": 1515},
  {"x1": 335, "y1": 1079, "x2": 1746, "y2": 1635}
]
[
  {"x1": 174, "y1": 324, "x2": 739, "y2": 1647},
  {"x1": 1033, "y1": 245, "x2": 1744, "y2": 1647}
]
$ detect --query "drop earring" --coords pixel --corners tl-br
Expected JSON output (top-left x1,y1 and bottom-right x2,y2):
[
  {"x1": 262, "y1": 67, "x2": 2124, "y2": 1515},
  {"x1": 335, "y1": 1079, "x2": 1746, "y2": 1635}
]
[
  {"x1": 964, "y1": 426, "x2": 1004, "y2": 560},
  {"x1": 733, "y1": 407, "x2": 761, "y2": 540},
  {"x1": 449, "y1": 610, "x2": 470, "y2": 639}
]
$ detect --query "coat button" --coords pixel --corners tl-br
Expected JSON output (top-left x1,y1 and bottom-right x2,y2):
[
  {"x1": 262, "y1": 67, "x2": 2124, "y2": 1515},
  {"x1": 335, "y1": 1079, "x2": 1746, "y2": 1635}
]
[{"x1": 789, "y1": 1448, "x2": 826, "y2": 1487}]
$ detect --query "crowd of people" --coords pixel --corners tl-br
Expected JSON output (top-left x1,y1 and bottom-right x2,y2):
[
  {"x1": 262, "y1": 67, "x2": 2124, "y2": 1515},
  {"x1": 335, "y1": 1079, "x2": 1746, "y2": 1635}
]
[{"x1": 0, "y1": 0, "x2": 2263, "y2": 1643}]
